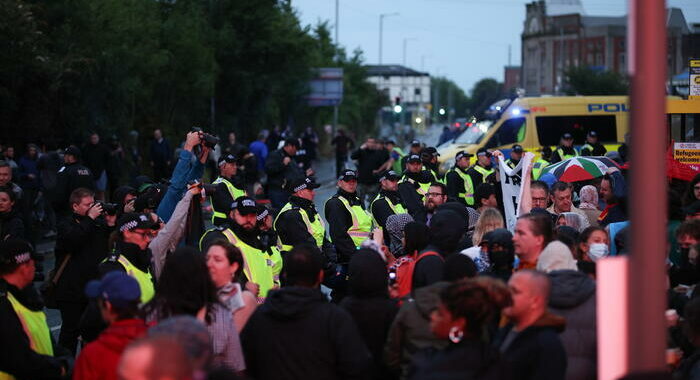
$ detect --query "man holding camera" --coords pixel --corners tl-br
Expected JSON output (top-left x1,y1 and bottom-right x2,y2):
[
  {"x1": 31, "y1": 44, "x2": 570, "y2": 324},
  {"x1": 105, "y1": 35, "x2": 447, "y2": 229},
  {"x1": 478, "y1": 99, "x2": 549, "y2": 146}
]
[
  {"x1": 210, "y1": 154, "x2": 246, "y2": 226},
  {"x1": 54, "y1": 187, "x2": 116, "y2": 354}
]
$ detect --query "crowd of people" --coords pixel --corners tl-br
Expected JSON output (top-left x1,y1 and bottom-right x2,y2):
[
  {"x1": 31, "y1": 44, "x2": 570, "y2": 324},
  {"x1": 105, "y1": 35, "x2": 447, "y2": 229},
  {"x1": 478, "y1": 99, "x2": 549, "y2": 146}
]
[{"x1": 1, "y1": 125, "x2": 699, "y2": 380}]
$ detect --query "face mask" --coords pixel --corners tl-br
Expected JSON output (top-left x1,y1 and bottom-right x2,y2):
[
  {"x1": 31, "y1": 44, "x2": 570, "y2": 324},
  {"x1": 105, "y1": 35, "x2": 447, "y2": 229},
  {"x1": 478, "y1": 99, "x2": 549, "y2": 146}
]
[{"x1": 588, "y1": 243, "x2": 609, "y2": 261}]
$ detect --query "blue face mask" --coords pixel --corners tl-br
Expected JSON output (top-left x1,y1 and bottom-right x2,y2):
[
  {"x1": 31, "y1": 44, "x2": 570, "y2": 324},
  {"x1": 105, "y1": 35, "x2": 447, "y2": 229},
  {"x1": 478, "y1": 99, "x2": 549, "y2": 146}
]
[{"x1": 588, "y1": 243, "x2": 609, "y2": 261}]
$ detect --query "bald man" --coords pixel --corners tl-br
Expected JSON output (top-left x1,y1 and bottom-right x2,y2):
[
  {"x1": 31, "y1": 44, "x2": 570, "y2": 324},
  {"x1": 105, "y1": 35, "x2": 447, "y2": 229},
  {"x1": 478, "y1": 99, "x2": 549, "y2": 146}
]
[
  {"x1": 118, "y1": 337, "x2": 193, "y2": 380},
  {"x1": 495, "y1": 270, "x2": 567, "y2": 380}
]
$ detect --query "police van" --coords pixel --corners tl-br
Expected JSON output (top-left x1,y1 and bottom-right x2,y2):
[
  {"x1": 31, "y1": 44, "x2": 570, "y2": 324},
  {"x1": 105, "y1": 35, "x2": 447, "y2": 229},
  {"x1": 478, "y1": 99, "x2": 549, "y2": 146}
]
[{"x1": 437, "y1": 95, "x2": 694, "y2": 173}]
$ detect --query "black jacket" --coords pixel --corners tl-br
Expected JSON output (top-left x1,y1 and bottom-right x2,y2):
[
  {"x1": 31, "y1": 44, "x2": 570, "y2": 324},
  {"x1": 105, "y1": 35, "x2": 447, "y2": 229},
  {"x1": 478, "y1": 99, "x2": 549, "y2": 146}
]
[
  {"x1": 98, "y1": 240, "x2": 153, "y2": 278},
  {"x1": 52, "y1": 162, "x2": 94, "y2": 213},
  {"x1": 210, "y1": 175, "x2": 245, "y2": 226},
  {"x1": 341, "y1": 250, "x2": 399, "y2": 380},
  {"x1": 445, "y1": 167, "x2": 469, "y2": 205},
  {"x1": 465, "y1": 164, "x2": 495, "y2": 189},
  {"x1": 54, "y1": 213, "x2": 113, "y2": 303},
  {"x1": 351, "y1": 148, "x2": 389, "y2": 184},
  {"x1": 550, "y1": 146, "x2": 577, "y2": 164},
  {"x1": 409, "y1": 339, "x2": 510, "y2": 380},
  {"x1": 494, "y1": 313, "x2": 567, "y2": 380},
  {"x1": 370, "y1": 190, "x2": 405, "y2": 231},
  {"x1": 82, "y1": 143, "x2": 110, "y2": 179},
  {"x1": 0, "y1": 209, "x2": 25, "y2": 241},
  {"x1": 397, "y1": 170, "x2": 433, "y2": 223},
  {"x1": 241, "y1": 286, "x2": 371, "y2": 380},
  {"x1": 265, "y1": 148, "x2": 304, "y2": 191},
  {"x1": 275, "y1": 196, "x2": 337, "y2": 262},
  {"x1": 580, "y1": 142, "x2": 607, "y2": 157},
  {"x1": 0, "y1": 279, "x2": 65, "y2": 379},
  {"x1": 325, "y1": 190, "x2": 365, "y2": 263},
  {"x1": 548, "y1": 270, "x2": 596, "y2": 380}
]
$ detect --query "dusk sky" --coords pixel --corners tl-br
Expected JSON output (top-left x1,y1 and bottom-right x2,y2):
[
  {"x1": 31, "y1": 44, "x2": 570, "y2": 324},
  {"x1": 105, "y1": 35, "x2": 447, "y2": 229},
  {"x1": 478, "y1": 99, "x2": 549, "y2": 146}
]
[{"x1": 291, "y1": 0, "x2": 700, "y2": 94}]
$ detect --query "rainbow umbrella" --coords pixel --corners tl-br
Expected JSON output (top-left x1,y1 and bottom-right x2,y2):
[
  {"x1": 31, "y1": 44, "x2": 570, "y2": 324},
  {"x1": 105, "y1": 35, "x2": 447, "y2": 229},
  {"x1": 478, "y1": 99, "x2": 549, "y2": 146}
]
[{"x1": 541, "y1": 156, "x2": 621, "y2": 183}]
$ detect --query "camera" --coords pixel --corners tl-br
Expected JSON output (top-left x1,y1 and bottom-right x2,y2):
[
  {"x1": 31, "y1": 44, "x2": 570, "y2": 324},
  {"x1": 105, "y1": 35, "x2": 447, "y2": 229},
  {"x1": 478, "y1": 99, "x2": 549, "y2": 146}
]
[
  {"x1": 191, "y1": 127, "x2": 219, "y2": 149},
  {"x1": 93, "y1": 201, "x2": 119, "y2": 216},
  {"x1": 134, "y1": 185, "x2": 164, "y2": 212}
]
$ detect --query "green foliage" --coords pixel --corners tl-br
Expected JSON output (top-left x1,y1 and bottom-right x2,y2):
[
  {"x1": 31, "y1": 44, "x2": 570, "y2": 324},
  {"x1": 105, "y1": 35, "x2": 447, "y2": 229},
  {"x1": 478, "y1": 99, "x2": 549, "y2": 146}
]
[
  {"x1": 564, "y1": 66, "x2": 629, "y2": 95},
  {"x1": 469, "y1": 78, "x2": 503, "y2": 117},
  {"x1": 0, "y1": 0, "x2": 385, "y2": 146},
  {"x1": 431, "y1": 77, "x2": 471, "y2": 118}
]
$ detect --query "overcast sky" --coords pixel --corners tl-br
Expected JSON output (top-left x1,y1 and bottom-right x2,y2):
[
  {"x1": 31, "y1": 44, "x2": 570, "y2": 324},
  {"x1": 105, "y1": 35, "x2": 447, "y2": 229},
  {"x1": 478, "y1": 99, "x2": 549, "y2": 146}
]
[{"x1": 291, "y1": 0, "x2": 700, "y2": 93}]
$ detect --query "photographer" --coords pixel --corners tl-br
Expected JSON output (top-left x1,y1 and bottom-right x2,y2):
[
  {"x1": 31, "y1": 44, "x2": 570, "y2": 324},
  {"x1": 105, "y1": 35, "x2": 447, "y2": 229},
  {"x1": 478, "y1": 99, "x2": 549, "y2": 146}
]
[
  {"x1": 155, "y1": 131, "x2": 209, "y2": 223},
  {"x1": 54, "y1": 187, "x2": 116, "y2": 355}
]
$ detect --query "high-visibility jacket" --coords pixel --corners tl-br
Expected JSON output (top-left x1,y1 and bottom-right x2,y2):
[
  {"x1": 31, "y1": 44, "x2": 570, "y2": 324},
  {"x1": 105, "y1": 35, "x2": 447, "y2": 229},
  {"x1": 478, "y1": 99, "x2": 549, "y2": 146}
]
[
  {"x1": 370, "y1": 193, "x2": 407, "y2": 226},
  {"x1": 447, "y1": 167, "x2": 473, "y2": 205},
  {"x1": 556, "y1": 147, "x2": 578, "y2": 160},
  {"x1": 0, "y1": 293, "x2": 54, "y2": 380},
  {"x1": 216, "y1": 228, "x2": 278, "y2": 303},
  {"x1": 274, "y1": 202, "x2": 326, "y2": 251},
  {"x1": 399, "y1": 175, "x2": 431, "y2": 203},
  {"x1": 532, "y1": 159, "x2": 550, "y2": 180},
  {"x1": 391, "y1": 147, "x2": 406, "y2": 173},
  {"x1": 102, "y1": 254, "x2": 155, "y2": 304},
  {"x1": 333, "y1": 196, "x2": 373, "y2": 247},
  {"x1": 210, "y1": 177, "x2": 246, "y2": 223}
]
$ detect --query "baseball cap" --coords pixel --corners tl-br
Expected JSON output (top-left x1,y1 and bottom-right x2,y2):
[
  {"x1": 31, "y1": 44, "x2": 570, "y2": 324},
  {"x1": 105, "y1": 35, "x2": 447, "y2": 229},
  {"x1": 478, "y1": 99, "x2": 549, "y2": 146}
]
[
  {"x1": 218, "y1": 154, "x2": 237, "y2": 166},
  {"x1": 512, "y1": 144, "x2": 524, "y2": 153},
  {"x1": 339, "y1": 169, "x2": 358, "y2": 181},
  {"x1": 476, "y1": 147, "x2": 492, "y2": 157},
  {"x1": 284, "y1": 138, "x2": 300, "y2": 148},
  {"x1": 455, "y1": 150, "x2": 474, "y2": 161},
  {"x1": 423, "y1": 147, "x2": 440, "y2": 157},
  {"x1": 256, "y1": 204, "x2": 270, "y2": 222},
  {"x1": 410, "y1": 140, "x2": 421, "y2": 147},
  {"x1": 64, "y1": 146, "x2": 81, "y2": 158},
  {"x1": 379, "y1": 170, "x2": 400, "y2": 182},
  {"x1": 0, "y1": 239, "x2": 37, "y2": 271},
  {"x1": 406, "y1": 153, "x2": 422, "y2": 163},
  {"x1": 117, "y1": 213, "x2": 160, "y2": 233},
  {"x1": 231, "y1": 196, "x2": 257, "y2": 215},
  {"x1": 85, "y1": 271, "x2": 141, "y2": 307},
  {"x1": 384, "y1": 139, "x2": 396, "y2": 145},
  {"x1": 562, "y1": 133, "x2": 573, "y2": 139},
  {"x1": 287, "y1": 176, "x2": 320, "y2": 193},
  {"x1": 587, "y1": 131, "x2": 598, "y2": 137}
]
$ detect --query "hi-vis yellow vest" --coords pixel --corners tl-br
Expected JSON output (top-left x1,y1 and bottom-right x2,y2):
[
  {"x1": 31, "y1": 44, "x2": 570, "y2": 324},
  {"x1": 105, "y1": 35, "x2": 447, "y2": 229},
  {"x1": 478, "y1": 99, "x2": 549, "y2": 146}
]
[
  {"x1": 329, "y1": 196, "x2": 373, "y2": 247},
  {"x1": 532, "y1": 159, "x2": 550, "y2": 180},
  {"x1": 399, "y1": 175, "x2": 431, "y2": 202},
  {"x1": 0, "y1": 292, "x2": 54, "y2": 380},
  {"x1": 449, "y1": 168, "x2": 474, "y2": 206},
  {"x1": 274, "y1": 203, "x2": 326, "y2": 251},
  {"x1": 117, "y1": 255, "x2": 155, "y2": 304},
  {"x1": 556, "y1": 147, "x2": 578, "y2": 161},
  {"x1": 220, "y1": 228, "x2": 278, "y2": 303},
  {"x1": 211, "y1": 177, "x2": 246, "y2": 222},
  {"x1": 370, "y1": 193, "x2": 407, "y2": 225}
]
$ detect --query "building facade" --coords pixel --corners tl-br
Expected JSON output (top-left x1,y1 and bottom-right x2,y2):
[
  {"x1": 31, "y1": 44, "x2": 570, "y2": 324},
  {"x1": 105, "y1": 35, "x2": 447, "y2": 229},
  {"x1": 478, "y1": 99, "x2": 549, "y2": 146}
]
[
  {"x1": 521, "y1": 0, "x2": 692, "y2": 95},
  {"x1": 364, "y1": 65, "x2": 431, "y2": 106}
]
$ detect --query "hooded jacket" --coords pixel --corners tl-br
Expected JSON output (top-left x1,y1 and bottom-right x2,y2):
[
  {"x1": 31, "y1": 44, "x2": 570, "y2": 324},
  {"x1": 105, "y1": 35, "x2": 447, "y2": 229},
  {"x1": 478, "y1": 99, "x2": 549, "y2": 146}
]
[
  {"x1": 408, "y1": 338, "x2": 510, "y2": 380},
  {"x1": 548, "y1": 270, "x2": 597, "y2": 380},
  {"x1": 341, "y1": 250, "x2": 399, "y2": 380},
  {"x1": 73, "y1": 318, "x2": 148, "y2": 380},
  {"x1": 412, "y1": 210, "x2": 466, "y2": 291},
  {"x1": 494, "y1": 312, "x2": 567, "y2": 380},
  {"x1": 385, "y1": 282, "x2": 449, "y2": 379},
  {"x1": 0, "y1": 209, "x2": 24, "y2": 241},
  {"x1": 241, "y1": 286, "x2": 370, "y2": 380}
]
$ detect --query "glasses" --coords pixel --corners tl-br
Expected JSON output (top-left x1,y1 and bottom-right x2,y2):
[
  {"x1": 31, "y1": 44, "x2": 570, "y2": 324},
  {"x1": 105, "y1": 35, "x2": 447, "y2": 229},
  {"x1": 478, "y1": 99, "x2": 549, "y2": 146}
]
[{"x1": 426, "y1": 192, "x2": 445, "y2": 198}]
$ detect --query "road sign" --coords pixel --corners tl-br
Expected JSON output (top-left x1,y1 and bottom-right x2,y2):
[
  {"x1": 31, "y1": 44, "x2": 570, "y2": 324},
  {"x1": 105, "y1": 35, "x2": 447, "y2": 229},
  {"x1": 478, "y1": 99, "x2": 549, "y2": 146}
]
[
  {"x1": 691, "y1": 59, "x2": 700, "y2": 100},
  {"x1": 306, "y1": 68, "x2": 344, "y2": 107}
]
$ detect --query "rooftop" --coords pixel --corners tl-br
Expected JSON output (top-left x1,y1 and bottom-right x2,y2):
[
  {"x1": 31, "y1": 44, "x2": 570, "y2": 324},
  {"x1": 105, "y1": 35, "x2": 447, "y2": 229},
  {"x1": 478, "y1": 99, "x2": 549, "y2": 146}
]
[{"x1": 364, "y1": 65, "x2": 430, "y2": 77}]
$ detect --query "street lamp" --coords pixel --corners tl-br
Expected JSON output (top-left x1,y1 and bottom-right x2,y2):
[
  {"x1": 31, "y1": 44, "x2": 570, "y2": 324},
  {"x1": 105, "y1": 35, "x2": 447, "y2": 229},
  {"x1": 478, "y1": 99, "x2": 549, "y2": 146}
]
[{"x1": 379, "y1": 12, "x2": 399, "y2": 65}]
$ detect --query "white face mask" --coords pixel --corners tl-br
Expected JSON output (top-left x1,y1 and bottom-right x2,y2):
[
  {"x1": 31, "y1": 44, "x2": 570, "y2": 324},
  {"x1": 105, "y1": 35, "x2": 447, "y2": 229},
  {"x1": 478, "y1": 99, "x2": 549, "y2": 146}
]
[{"x1": 588, "y1": 243, "x2": 609, "y2": 261}]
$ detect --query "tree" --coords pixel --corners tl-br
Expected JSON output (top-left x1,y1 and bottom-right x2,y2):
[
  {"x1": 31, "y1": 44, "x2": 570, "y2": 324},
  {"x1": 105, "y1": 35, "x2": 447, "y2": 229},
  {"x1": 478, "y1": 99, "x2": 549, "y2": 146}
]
[
  {"x1": 468, "y1": 78, "x2": 503, "y2": 118},
  {"x1": 431, "y1": 77, "x2": 471, "y2": 118},
  {"x1": 564, "y1": 66, "x2": 629, "y2": 95}
]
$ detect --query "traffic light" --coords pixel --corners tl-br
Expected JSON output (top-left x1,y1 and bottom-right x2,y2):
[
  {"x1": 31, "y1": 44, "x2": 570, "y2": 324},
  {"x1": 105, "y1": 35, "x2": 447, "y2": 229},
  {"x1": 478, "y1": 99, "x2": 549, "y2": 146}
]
[{"x1": 393, "y1": 97, "x2": 402, "y2": 113}]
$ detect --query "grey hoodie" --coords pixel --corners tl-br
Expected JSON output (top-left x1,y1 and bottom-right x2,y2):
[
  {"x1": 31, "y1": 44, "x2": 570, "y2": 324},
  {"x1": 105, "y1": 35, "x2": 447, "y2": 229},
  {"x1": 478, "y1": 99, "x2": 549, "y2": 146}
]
[{"x1": 548, "y1": 270, "x2": 597, "y2": 380}]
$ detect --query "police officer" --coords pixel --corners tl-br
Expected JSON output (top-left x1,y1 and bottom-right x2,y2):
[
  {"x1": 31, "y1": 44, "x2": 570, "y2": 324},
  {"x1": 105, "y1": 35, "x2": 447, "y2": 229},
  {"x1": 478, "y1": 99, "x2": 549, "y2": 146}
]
[
  {"x1": 532, "y1": 147, "x2": 551, "y2": 180},
  {"x1": 398, "y1": 153, "x2": 435, "y2": 221},
  {"x1": 384, "y1": 139, "x2": 405, "y2": 173},
  {"x1": 325, "y1": 170, "x2": 372, "y2": 263},
  {"x1": 370, "y1": 170, "x2": 406, "y2": 242},
  {"x1": 421, "y1": 147, "x2": 443, "y2": 183},
  {"x1": 275, "y1": 177, "x2": 328, "y2": 252},
  {"x1": 210, "y1": 154, "x2": 246, "y2": 226},
  {"x1": 550, "y1": 133, "x2": 578, "y2": 163},
  {"x1": 53, "y1": 146, "x2": 94, "y2": 215},
  {"x1": 400, "y1": 140, "x2": 423, "y2": 171},
  {"x1": 0, "y1": 239, "x2": 69, "y2": 379},
  {"x1": 505, "y1": 144, "x2": 524, "y2": 171},
  {"x1": 256, "y1": 205, "x2": 283, "y2": 291},
  {"x1": 445, "y1": 150, "x2": 475, "y2": 206},
  {"x1": 463, "y1": 148, "x2": 496, "y2": 206},
  {"x1": 200, "y1": 196, "x2": 280, "y2": 303},
  {"x1": 99, "y1": 213, "x2": 160, "y2": 304},
  {"x1": 580, "y1": 131, "x2": 607, "y2": 156}
]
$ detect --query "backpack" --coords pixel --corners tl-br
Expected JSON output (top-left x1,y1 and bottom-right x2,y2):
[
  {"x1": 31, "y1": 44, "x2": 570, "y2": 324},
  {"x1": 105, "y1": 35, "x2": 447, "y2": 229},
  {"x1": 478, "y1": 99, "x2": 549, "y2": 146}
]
[{"x1": 390, "y1": 251, "x2": 442, "y2": 300}]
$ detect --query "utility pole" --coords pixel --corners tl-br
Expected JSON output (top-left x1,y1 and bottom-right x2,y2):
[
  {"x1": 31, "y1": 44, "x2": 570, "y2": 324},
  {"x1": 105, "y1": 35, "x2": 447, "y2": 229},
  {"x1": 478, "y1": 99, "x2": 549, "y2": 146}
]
[
  {"x1": 379, "y1": 13, "x2": 398, "y2": 65},
  {"x1": 335, "y1": 0, "x2": 339, "y2": 44}
]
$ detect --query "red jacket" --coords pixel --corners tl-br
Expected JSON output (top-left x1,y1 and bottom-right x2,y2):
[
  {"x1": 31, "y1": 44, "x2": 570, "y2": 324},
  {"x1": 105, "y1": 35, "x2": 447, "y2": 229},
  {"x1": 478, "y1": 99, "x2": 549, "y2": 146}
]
[{"x1": 73, "y1": 318, "x2": 148, "y2": 380}]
